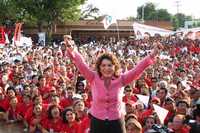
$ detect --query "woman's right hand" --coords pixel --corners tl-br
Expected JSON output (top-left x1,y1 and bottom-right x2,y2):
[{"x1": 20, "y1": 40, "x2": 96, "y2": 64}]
[{"x1": 64, "y1": 35, "x2": 74, "y2": 51}]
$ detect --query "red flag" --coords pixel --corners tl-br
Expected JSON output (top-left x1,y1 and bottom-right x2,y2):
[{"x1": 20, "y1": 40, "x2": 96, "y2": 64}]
[
  {"x1": 14, "y1": 23, "x2": 22, "y2": 42},
  {"x1": 0, "y1": 26, "x2": 5, "y2": 44}
]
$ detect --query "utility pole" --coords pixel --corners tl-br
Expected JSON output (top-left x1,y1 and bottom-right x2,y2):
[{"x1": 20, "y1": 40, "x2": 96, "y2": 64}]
[
  {"x1": 175, "y1": 1, "x2": 181, "y2": 14},
  {"x1": 141, "y1": 4, "x2": 145, "y2": 23}
]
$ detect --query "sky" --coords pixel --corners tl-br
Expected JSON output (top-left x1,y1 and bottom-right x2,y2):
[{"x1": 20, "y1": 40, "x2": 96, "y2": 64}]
[{"x1": 84, "y1": 0, "x2": 200, "y2": 19}]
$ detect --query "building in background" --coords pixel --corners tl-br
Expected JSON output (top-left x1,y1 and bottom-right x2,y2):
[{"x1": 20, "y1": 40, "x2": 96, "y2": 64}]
[{"x1": 23, "y1": 20, "x2": 173, "y2": 44}]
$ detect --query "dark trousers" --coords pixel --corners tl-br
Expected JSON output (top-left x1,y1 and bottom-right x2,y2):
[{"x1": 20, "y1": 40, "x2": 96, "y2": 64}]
[{"x1": 90, "y1": 115, "x2": 126, "y2": 133}]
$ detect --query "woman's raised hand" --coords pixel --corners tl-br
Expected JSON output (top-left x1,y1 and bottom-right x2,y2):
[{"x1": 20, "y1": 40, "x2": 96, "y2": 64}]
[
  {"x1": 150, "y1": 41, "x2": 163, "y2": 58},
  {"x1": 64, "y1": 35, "x2": 74, "y2": 51}
]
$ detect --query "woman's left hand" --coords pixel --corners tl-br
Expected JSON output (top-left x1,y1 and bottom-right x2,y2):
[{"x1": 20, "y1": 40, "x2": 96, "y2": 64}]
[{"x1": 150, "y1": 42, "x2": 163, "y2": 58}]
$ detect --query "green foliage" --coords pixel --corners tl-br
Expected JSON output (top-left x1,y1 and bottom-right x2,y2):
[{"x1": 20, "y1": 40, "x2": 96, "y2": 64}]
[
  {"x1": 137, "y1": 2, "x2": 156, "y2": 20},
  {"x1": 0, "y1": 0, "x2": 86, "y2": 30},
  {"x1": 137, "y1": 2, "x2": 171, "y2": 21},
  {"x1": 173, "y1": 13, "x2": 192, "y2": 29},
  {"x1": 8, "y1": 0, "x2": 87, "y2": 40},
  {"x1": 137, "y1": 2, "x2": 193, "y2": 30},
  {"x1": 0, "y1": 0, "x2": 18, "y2": 25},
  {"x1": 156, "y1": 9, "x2": 171, "y2": 21},
  {"x1": 171, "y1": 16, "x2": 179, "y2": 30}
]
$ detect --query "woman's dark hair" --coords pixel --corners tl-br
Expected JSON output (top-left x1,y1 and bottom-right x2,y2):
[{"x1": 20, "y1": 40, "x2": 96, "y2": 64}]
[
  {"x1": 144, "y1": 115, "x2": 157, "y2": 125},
  {"x1": 6, "y1": 86, "x2": 16, "y2": 95},
  {"x1": 96, "y1": 52, "x2": 121, "y2": 77},
  {"x1": 38, "y1": 75, "x2": 44, "y2": 81},
  {"x1": 47, "y1": 105, "x2": 61, "y2": 119},
  {"x1": 62, "y1": 107, "x2": 75, "y2": 123}
]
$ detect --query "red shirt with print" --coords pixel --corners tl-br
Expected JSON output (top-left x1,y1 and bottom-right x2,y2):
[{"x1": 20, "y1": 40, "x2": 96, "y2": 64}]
[
  {"x1": 60, "y1": 98, "x2": 73, "y2": 108},
  {"x1": 38, "y1": 86, "x2": 51, "y2": 97},
  {"x1": 18, "y1": 102, "x2": 33, "y2": 117},
  {"x1": 62, "y1": 121, "x2": 79, "y2": 133},
  {"x1": 123, "y1": 95, "x2": 137, "y2": 103},
  {"x1": 7, "y1": 104, "x2": 21, "y2": 120},
  {"x1": 0, "y1": 98, "x2": 7, "y2": 111},
  {"x1": 78, "y1": 116, "x2": 90, "y2": 133},
  {"x1": 41, "y1": 117, "x2": 63, "y2": 132}
]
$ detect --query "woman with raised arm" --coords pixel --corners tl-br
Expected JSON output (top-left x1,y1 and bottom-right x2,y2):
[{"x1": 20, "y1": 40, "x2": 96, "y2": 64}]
[{"x1": 64, "y1": 35, "x2": 161, "y2": 133}]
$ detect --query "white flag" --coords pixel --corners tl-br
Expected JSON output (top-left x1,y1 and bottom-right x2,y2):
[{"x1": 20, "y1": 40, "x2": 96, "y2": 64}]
[
  {"x1": 136, "y1": 94, "x2": 149, "y2": 107},
  {"x1": 153, "y1": 104, "x2": 169, "y2": 124},
  {"x1": 102, "y1": 15, "x2": 117, "y2": 29}
]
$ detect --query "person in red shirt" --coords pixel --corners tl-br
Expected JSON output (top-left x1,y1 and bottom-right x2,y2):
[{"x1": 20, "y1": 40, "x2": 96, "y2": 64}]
[
  {"x1": 78, "y1": 115, "x2": 90, "y2": 133},
  {"x1": 140, "y1": 97, "x2": 160, "y2": 125},
  {"x1": 73, "y1": 100, "x2": 87, "y2": 123},
  {"x1": 60, "y1": 86, "x2": 75, "y2": 108},
  {"x1": 0, "y1": 87, "x2": 7, "y2": 114},
  {"x1": 29, "y1": 103, "x2": 46, "y2": 133},
  {"x1": 81, "y1": 92, "x2": 91, "y2": 109},
  {"x1": 5, "y1": 96, "x2": 21, "y2": 123},
  {"x1": 171, "y1": 114, "x2": 190, "y2": 133},
  {"x1": 163, "y1": 97, "x2": 176, "y2": 125},
  {"x1": 41, "y1": 105, "x2": 63, "y2": 133},
  {"x1": 3, "y1": 86, "x2": 17, "y2": 111},
  {"x1": 142, "y1": 115, "x2": 157, "y2": 133},
  {"x1": 62, "y1": 108, "x2": 79, "y2": 133},
  {"x1": 156, "y1": 87, "x2": 168, "y2": 106},
  {"x1": 19, "y1": 95, "x2": 32, "y2": 118},
  {"x1": 37, "y1": 75, "x2": 51, "y2": 99},
  {"x1": 17, "y1": 94, "x2": 33, "y2": 131},
  {"x1": 24, "y1": 95, "x2": 48, "y2": 125},
  {"x1": 123, "y1": 85, "x2": 137, "y2": 104}
]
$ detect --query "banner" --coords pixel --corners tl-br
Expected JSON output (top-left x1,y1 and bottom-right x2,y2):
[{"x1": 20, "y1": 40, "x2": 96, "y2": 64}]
[
  {"x1": 102, "y1": 15, "x2": 117, "y2": 29},
  {"x1": 0, "y1": 26, "x2": 5, "y2": 45},
  {"x1": 14, "y1": 23, "x2": 23, "y2": 44},
  {"x1": 177, "y1": 27, "x2": 200, "y2": 40},
  {"x1": 136, "y1": 94, "x2": 150, "y2": 107},
  {"x1": 153, "y1": 104, "x2": 169, "y2": 124},
  {"x1": 133, "y1": 22, "x2": 174, "y2": 39},
  {"x1": 38, "y1": 32, "x2": 46, "y2": 46}
]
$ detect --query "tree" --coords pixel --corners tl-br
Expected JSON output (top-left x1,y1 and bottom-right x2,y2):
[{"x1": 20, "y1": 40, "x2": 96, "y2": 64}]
[
  {"x1": 137, "y1": 2, "x2": 156, "y2": 20},
  {"x1": 156, "y1": 9, "x2": 171, "y2": 21},
  {"x1": 0, "y1": 0, "x2": 18, "y2": 25},
  {"x1": 14, "y1": 0, "x2": 86, "y2": 39},
  {"x1": 197, "y1": 21, "x2": 200, "y2": 27},
  {"x1": 137, "y1": 2, "x2": 171, "y2": 21},
  {"x1": 80, "y1": 4, "x2": 100, "y2": 20},
  {"x1": 171, "y1": 16, "x2": 179, "y2": 30},
  {"x1": 173, "y1": 13, "x2": 192, "y2": 29}
]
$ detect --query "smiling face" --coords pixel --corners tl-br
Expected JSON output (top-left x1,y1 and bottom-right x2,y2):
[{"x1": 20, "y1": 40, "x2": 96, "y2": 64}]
[
  {"x1": 51, "y1": 107, "x2": 60, "y2": 118},
  {"x1": 145, "y1": 117, "x2": 155, "y2": 129},
  {"x1": 65, "y1": 110, "x2": 75, "y2": 123},
  {"x1": 99, "y1": 59, "x2": 115, "y2": 78},
  {"x1": 96, "y1": 53, "x2": 120, "y2": 78},
  {"x1": 74, "y1": 101, "x2": 85, "y2": 112}
]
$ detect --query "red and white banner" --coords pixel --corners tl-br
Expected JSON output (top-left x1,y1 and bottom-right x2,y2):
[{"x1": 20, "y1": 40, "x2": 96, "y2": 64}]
[
  {"x1": 0, "y1": 26, "x2": 5, "y2": 45},
  {"x1": 14, "y1": 23, "x2": 23, "y2": 43},
  {"x1": 133, "y1": 22, "x2": 174, "y2": 39},
  {"x1": 177, "y1": 27, "x2": 200, "y2": 40}
]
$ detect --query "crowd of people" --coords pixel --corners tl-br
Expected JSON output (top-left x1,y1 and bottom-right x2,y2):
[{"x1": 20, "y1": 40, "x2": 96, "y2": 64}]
[{"x1": 0, "y1": 34, "x2": 200, "y2": 133}]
